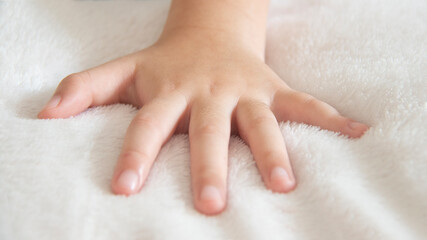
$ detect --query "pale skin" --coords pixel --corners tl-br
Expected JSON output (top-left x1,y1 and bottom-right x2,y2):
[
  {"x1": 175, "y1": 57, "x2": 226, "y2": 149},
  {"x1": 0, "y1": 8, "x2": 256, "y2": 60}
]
[{"x1": 38, "y1": 0, "x2": 369, "y2": 215}]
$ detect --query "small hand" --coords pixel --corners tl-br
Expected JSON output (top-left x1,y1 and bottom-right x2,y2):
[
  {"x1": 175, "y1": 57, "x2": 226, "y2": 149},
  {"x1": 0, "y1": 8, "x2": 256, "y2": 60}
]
[{"x1": 38, "y1": 28, "x2": 368, "y2": 215}]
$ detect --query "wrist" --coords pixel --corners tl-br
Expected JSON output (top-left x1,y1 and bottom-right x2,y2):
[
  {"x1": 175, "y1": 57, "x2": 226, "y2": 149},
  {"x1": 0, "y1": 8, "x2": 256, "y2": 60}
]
[
  {"x1": 159, "y1": 0, "x2": 270, "y2": 60},
  {"x1": 158, "y1": 26, "x2": 262, "y2": 59}
]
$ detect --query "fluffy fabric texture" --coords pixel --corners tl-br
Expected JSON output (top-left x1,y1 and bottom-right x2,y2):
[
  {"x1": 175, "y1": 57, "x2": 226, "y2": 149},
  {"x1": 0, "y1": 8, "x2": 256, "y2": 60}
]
[{"x1": 0, "y1": 0, "x2": 426, "y2": 239}]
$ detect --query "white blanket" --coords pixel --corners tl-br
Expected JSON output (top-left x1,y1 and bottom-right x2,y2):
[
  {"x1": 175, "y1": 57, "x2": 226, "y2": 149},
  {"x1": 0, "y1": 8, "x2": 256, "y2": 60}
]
[{"x1": 1, "y1": 0, "x2": 426, "y2": 239}]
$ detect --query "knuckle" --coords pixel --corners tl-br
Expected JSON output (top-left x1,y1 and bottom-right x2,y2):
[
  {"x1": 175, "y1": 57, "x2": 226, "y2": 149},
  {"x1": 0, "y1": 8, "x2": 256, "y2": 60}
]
[
  {"x1": 208, "y1": 83, "x2": 221, "y2": 97},
  {"x1": 65, "y1": 72, "x2": 83, "y2": 83},
  {"x1": 196, "y1": 166, "x2": 226, "y2": 182},
  {"x1": 61, "y1": 72, "x2": 90, "y2": 90},
  {"x1": 133, "y1": 114, "x2": 157, "y2": 127},
  {"x1": 61, "y1": 73, "x2": 79, "y2": 86},
  {"x1": 262, "y1": 149, "x2": 286, "y2": 163},
  {"x1": 132, "y1": 114, "x2": 164, "y2": 137},
  {"x1": 206, "y1": 80, "x2": 229, "y2": 98},
  {"x1": 157, "y1": 82, "x2": 177, "y2": 96},
  {"x1": 296, "y1": 92, "x2": 339, "y2": 115},
  {"x1": 250, "y1": 114, "x2": 274, "y2": 128},
  {"x1": 300, "y1": 94, "x2": 318, "y2": 108},
  {"x1": 120, "y1": 150, "x2": 150, "y2": 164},
  {"x1": 198, "y1": 124, "x2": 220, "y2": 135},
  {"x1": 199, "y1": 168, "x2": 218, "y2": 178},
  {"x1": 193, "y1": 123, "x2": 228, "y2": 139},
  {"x1": 119, "y1": 149, "x2": 152, "y2": 167},
  {"x1": 237, "y1": 98, "x2": 254, "y2": 110}
]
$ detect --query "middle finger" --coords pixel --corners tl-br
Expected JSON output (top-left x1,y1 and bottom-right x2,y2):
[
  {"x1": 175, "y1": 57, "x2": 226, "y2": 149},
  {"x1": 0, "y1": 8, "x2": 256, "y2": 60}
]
[{"x1": 189, "y1": 96, "x2": 236, "y2": 215}]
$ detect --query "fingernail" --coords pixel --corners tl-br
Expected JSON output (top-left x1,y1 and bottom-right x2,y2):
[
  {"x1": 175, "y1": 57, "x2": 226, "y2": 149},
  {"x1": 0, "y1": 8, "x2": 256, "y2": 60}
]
[
  {"x1": 116, "y1": 169, "x2": 139, "y2": 192},
  {"x1": 44, "y1": 95, "x2": 61, "y2": 109},
  {"x1": 348, "y1": 121, "x2": 366, "y2": 131},
  {"x1": 200, "y1": 185, "x2": 223, "y2": 206},
  {"x1": 270, "y1": 167, "x2": 294, "y2": 191}
]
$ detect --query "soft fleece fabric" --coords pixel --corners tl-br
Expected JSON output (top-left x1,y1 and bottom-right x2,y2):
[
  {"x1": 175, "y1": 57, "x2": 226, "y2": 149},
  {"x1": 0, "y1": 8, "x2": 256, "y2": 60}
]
[{"x1": 0, "y1": 0, "x2": 426, "y2": 239}]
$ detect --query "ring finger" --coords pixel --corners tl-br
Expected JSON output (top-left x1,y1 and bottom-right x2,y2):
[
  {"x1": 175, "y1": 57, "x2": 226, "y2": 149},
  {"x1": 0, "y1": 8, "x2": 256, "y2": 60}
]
[{"x1": 236, "y1": 99, "x2": 296, "y2": 193}]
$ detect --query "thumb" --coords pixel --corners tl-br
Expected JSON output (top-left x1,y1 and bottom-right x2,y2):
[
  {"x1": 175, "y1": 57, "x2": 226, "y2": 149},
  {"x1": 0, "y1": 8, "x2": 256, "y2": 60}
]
[{"x1": 38, "y1": 56, "x2": 136, "y2": 119}]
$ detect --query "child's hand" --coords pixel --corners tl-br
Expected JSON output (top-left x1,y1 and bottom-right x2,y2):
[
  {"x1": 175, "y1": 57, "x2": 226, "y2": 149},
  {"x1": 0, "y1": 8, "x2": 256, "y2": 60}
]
[{"x1": 38, "y1": 1, "x2": 369, "y2": 216}]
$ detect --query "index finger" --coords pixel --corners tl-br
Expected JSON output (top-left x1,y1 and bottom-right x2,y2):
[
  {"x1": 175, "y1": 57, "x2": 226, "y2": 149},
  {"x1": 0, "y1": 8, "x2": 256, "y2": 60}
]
[{"x1": 111, "y1": 91, "x2": 188, "y2": 195}]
